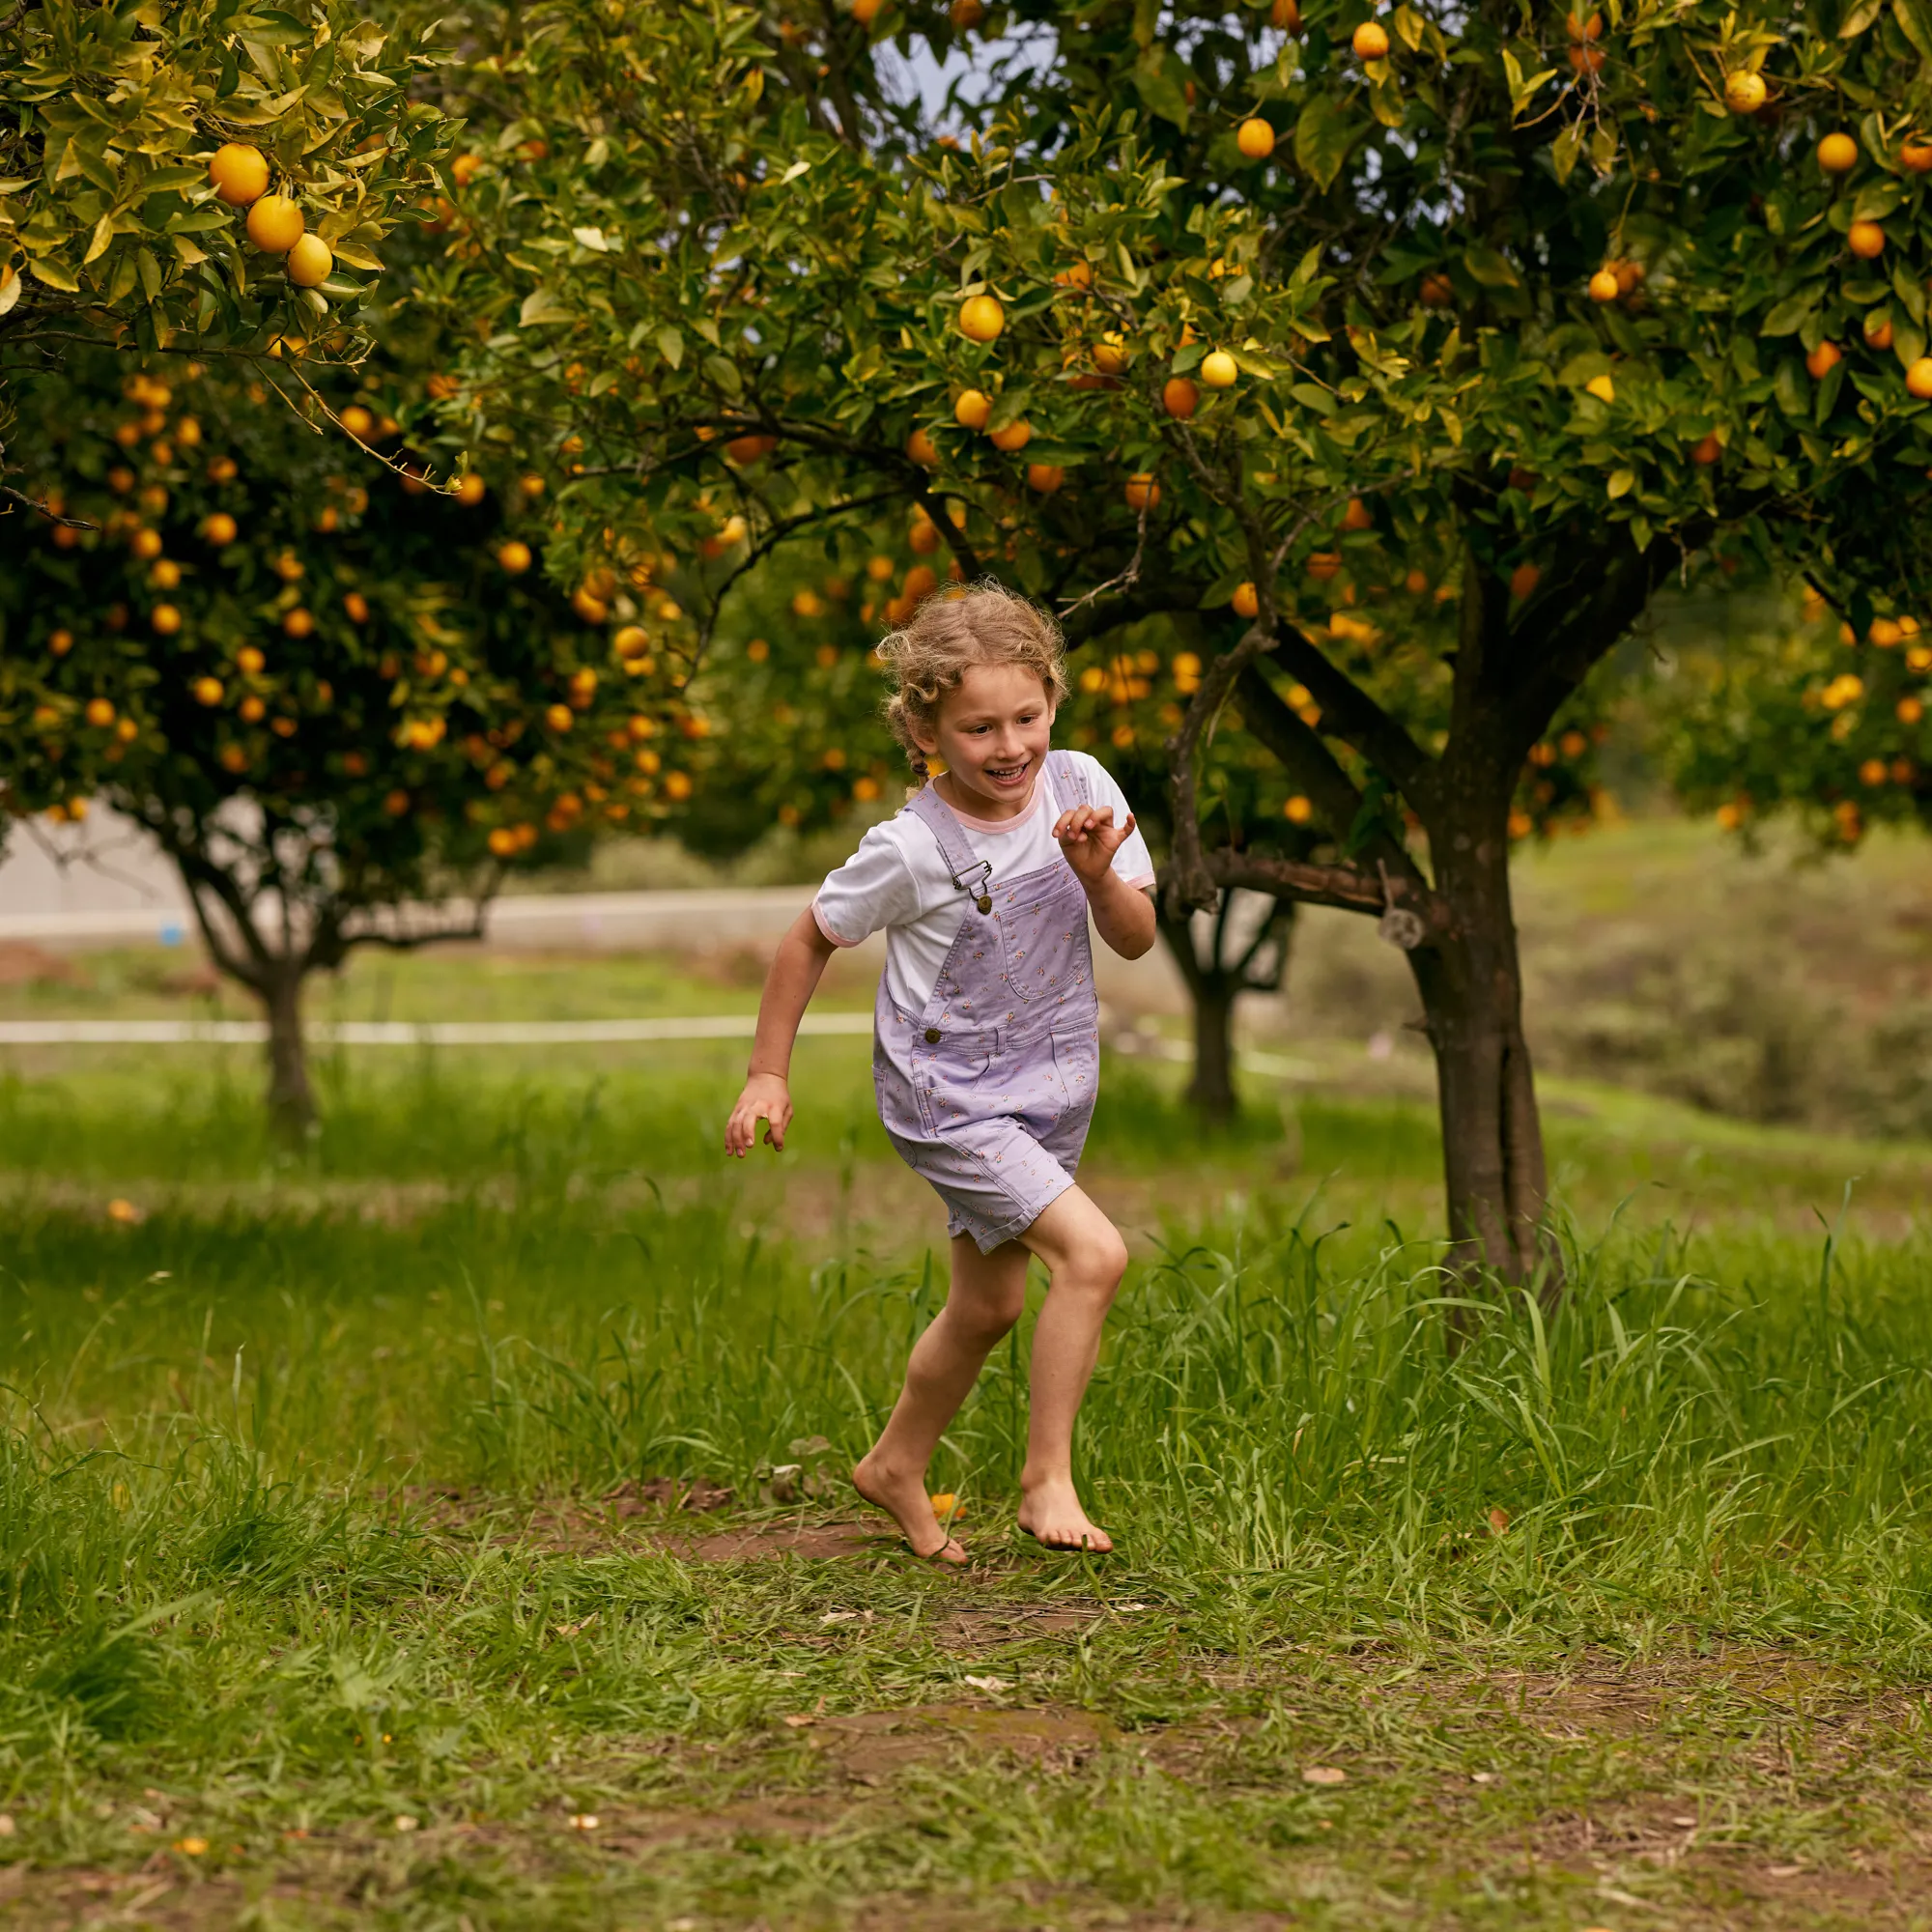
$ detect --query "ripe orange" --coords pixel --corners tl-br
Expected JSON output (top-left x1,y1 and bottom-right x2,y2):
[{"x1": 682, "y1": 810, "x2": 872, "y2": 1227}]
[
  {"x1": 909, "y1": 516, "x2": 940, "y2": 554},
  {"x1": 725, "y1": 433, "x2": 777, "y2": 465},
  {"x1": 488, "y1": 826, "x2": 519, "y2": 858},
  {"x1": 286, "y1": 234, "x2": 333, "y2": 287},
  {"x1": 1566, "y1": 8, "x2": 1603, "y2": 37},
  {"x1": 906, "y1": 427, "x2": 940, "y2": 467},
  {"x1": 1162, "y1": 377, "x2": 1199, "y2": 418},
  {"x1": 1200, "y1": 351, "x2": 1238, "y2": 389},
  {"x1": 546, "y1": 703, "x2": 574, "y2": 732},
  {"x1": 1306, "y1": 552, "x2": 1341, "y2": 581},
  {"x1": 573, "y1": 588, "x2": 609, "y2": 624},
  {"x1": 1092, "y1": 332, "x2": 1129, "y2": 376},
  {"x1": 1053, "y1": 261, "x2": 1094, "y2": 291},
  {"x1": 1907, "y1": 357, "x2": 1932, "y2": 398},
  {"x1": 208, "y1": 456, "x2": 239, "y2": 484},
  {"x1": 1585, "y1": 372, "x2": 1616, "y2": 402},
  {"x1": 245, "y1": 194, "x2": 304, "y2": 253},
  {"x1": 1284, "y1": 795, "x2": 1314, "y2": 824},
  {"x1": 498, "y1": 540, "x2": 532, "y2": 574},
  {"x1": 1865, "y1": 313, "x2": 1894, "y2": 351},
  {"x1": 455, "y1": 472, "x2": 487, "y2": 506},
  {"x1": 954, "y1": 388, "x2": 993, "y2": 429},
  {"x1": 132, "y1": 528, "x2": 163, "y2": 560},
  {"x1": 957, "y1": 294, "x2": 1005, "y2": 343},
  {"x1": 193, "y1": 677, "x2": 224, "y2": 706},
  {"x1": 344, "y1": 591, "x2": 370, "y2": 622},
  {"x1": 1690, "y1": 434, "x2": 1721, "y2": 465},
  {"x1": 1903, "y1": 137, "x2": 1932, "y2": 173},
  {"x1": 149, "y1": 559, "x2": 181, "y2": 590},
  {"x1": 1588, "y1": 268, "x2": 1621, "y2": 303},
  {"x1": 1231, "y1": 582, "x2": 1260, "y2": 618},
  {"x1": 1509, "y1": 561, "x2": 1542, "y2": 600},
  {"x1": 989, "y1": 418, "x2": 1033, "y2": 452},
  {"x1": 240, "y1": 696, "x2": 266, "y2": 724},
  {"x1": 1124, "y1": 472, "x2": 1160, "y2": 512},
  {"x1": 1026, "y1": 463, "x2": 1065, "y2": 494},
  {"x1": 1818, "y1": 132, "x2": 1860, "y2": 174},
  {"x1": 85, "y1": 698, "x2": 115, "y2": 728},
  {"x1": 614, "y1": 624, "x2": 650, "y2": 657},
  {"x1": 283, "y1": 608, "x2": 314, "y2": 638},
  {"x1": 950, "y1": 0, "x2": 983, "y2": 26},
  {"x1": 1723, "y1": 70, "x2": 1766, "y2": 114},
  {"x1": 852, "y1": 0, "x2": 882, "y2": 21},
  {"x1": 1806, "y1": 340, "x2": 1841, "y2": 379},
  {"x1": 237, "y1": 646, "x2": 266, "y2": 674},
  {"x1": 1272, "y1": 0, "x2": 1301, "y2": 27},
  {"x1": 1420, "y1": 271, "x2": 1455, "y2": 307},
  {"x1": 1352, "y1": 20, "x2": 1389, "y2": 59},
  {"x1": 1568, "y1": 44, "x2": 1605, "y2": 73},
  {"x1": 1342, "y1": 497, "x2": 1375, "y2": 532},
  {"x1": 340, "y1": 405, "x2": 375, "y2": 439},
  {"x1": 48, "y1": 630, "x2": 72, "y2": 656},
  {"x1": 208, "y1": 143, "x2": 269, "y2": 207},
  {"x1": 1848, "y1": 220, "x2": 1886, "y2": 259},
  {"x1": 1236, "y1": 118, "x2": 1275, "y2": 160},
  {"x1": 1404, "y1": 569, "x2": 1430, "y2": 594}
]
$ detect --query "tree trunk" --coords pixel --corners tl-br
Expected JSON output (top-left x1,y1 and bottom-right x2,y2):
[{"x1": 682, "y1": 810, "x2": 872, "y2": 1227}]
[
  {"x1": 1185, "y1": 979, "x2": 1239, "y2": 1123},
  {"x1": 1406, "y1": 794, "x2": 1557, "y2": 1295},
  {"x1": 261, "y1": 968, "x2": 315, "y2": 1142}
]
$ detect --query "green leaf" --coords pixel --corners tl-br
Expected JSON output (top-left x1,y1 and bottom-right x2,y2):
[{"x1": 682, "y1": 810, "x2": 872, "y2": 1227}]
[
  {"x1": 1853, "y1": 178, "x2": 1906, "y2": 222},
  {"x1": 1894, "y1": 261, "x2": 1928, "y2": 326},
  {"x1": 1130, "y1": 46, "x2": 1191, "y2": 130},
  {"x1": 519, "y1": 287, "x2": 574, "y2": 326},
  {"x1": 1607, "y1": 467, "x2": 1635, "y2": 498},
  {"x1": 702, "y1": 353, "x2": 743, "y2": 396},
  {"x1": 30, "y1": 256, "x2": 81, "y2": 294},
  {"x1": 1898, "y1": 0, "x2": 1932, "y2": 57},
  {"x1": 1293, "y1": 96, "x2": 1360, "y2": 192},
  {"x1": 1463, "y1": 246, "x2": 1520, "y2": 289},
  {"x1": 657, "y1": 327, "x2": 684, "y2": 371},
  {"x1": 1550, "y1": 122, "x2": 1584, "y2": 186},
  {"x1": 1839, "y1": 0, "x2": 1884, "y2": 35},
  {"x1": 1896, "y1": 322, "x2": 1927, "y2": 367},
  {"x1": 1760, "y1": 287, "x2": 1825, "y2": 336}
]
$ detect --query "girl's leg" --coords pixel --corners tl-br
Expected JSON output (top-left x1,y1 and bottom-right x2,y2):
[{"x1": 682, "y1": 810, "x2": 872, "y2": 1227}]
[
  {"x1": 853, "y1": 1232, "x2": 1031, "y2": 1561},
  {"x1": 1014, "y1": 1185, "x2": 1128, "y2": 1551}
]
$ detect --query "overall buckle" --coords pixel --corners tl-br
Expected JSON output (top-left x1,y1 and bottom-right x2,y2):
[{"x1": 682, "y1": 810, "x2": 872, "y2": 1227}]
[{"x1": 952, "y1": 858, "x2": 994, "y2": 915}]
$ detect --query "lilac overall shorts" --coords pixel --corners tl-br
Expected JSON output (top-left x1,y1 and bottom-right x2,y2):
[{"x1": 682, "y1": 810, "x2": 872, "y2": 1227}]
[{"x1": 872, "y1": 750, "x2": 1102, "y2": 1253}]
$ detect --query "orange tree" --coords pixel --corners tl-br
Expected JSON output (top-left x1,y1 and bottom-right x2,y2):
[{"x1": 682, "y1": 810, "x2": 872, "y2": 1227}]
[
  {"x1": 1, "y1": 0, "x2": 447, "y2": 400},
  {"x1": 0, "y1": 346, "x2": 689, "y2": 1133},
  {"x1": 399, "y1": 0, "x2": 1932, "y2": 1280},
  {"x1": 1657, "y1": 579, "x2": 1932, "y2": 847}
]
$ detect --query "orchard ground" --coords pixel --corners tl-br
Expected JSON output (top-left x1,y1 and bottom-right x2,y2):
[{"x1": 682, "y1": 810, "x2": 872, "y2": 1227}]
[{"x1": 4, "y1": 823, "x2": 1932, "y2": 1930}]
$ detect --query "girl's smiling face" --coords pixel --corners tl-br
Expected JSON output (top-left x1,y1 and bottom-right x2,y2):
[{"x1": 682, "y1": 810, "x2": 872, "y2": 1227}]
[{"x1": 915, "y1": 661, "x2": 1055, "y2": 819}]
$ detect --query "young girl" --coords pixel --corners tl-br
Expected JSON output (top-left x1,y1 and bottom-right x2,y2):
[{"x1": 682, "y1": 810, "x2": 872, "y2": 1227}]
[{"x1": 724, "y1": 584, "x2": 1156, "y2": 1561}]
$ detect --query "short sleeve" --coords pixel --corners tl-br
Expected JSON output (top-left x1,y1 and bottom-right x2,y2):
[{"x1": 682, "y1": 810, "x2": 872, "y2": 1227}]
[
  {"x1": 811, "y1": 819, "x2": 923, "y2": 947},
  {"x1": 1074, "y1": 753, "x2": 1157, "y2": 892}
]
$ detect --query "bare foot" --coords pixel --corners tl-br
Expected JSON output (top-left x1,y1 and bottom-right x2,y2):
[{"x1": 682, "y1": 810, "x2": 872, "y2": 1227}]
[
  {"x1": 1017, "y1": 1476, "x2": 1113, "y2": 1553},
  {"x1": 852, "y1": 1453, "x2": 966, "y2": 1564}
]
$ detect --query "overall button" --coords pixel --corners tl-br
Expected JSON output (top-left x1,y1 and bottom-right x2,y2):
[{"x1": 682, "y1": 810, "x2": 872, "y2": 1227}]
[{"x1": 924, "y1": 1027, "x2": 942, "y2": 1043}]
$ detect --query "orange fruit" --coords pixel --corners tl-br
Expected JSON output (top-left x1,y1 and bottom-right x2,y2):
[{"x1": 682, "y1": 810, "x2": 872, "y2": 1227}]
[
  {"x1": 1585, "y1": 372, "x2": 1615, "y2": 402},
  {"x1": 455, "y1": 472, "x2": 487, "y2": 506},
  {"x1": 344, "y1": 591, "x2": 370, "y2": 623},
  {"x1": 1690, "y1": 434, "x2": 1721, "y2": 465},
  {"x1": 1806, "y1": 341, "x2": 1842, "y2": 379},
  {"x1": 1352, "y1": 20, "x2": 1389, "y2": 58},
  {"x1": 1231, "y1": 582, "x2": 1259, "y2": 618},
  {"x1": 340, "y1": 405, "x2": 375, "y2": 439},
  {"x1": 1588, "y1": 268, "x2": 1621, "y2": 303},
  {"x1": 1272, "y1": 0, "x2": 1301, "y2": 27},
  {"x1": 245, "y1": 194, "x2": 304, "y2": 253},
  {"x1": 950, "y1": 0, "x2": 983, "y2": 26},
  {"x1": 132, "y1": 528, "x2": 163, "y2": 559},
  {"x1": 1284, "y1": 795, "x2": 1314, "y2": 824},
  {"x1": 1865, "y1": 313, "x2": 1894, "y2": 350},
  {"x1": 1566, "y1": 9, "x2": 1604, "y2": 37},
  {"x1": 85, "y1": 698, "x2": 115, "y2": 728},
  {"x1": 287, "y1": 234, "x2": 333, "y2": 286},
  {"x1": 1162, "y1": 377, "x2": 1199, "y2": 418},
  {"x1": 498, "y1": 540, "x2": 532, "y2": 574},
  {"x1": 1025, "y1": 463, "x2": 1064, "y2": 494},
  {"x1": 1054, "y1": 261, "x2": 1094, "y2": 291},
  {"x1": 1124, "y1": 472, "x2": 1160, "y2": 512},
  {"x1": 1818, "y1": 132, "x2": 1860, "y2": 174},
  {"x1": 1568, "y1": 44, "x2": 1605, "y2": 72},
  {"x1": 237, "y1": 646, "x2": 266, "y2": 674},
  {"x1": 1420, "y1": 271, "x2": 1455, "y2": 307},
  {"x1": 852, "y1": 0, "x2": 881, "y2": 20},
  {"x1": 1723, "y1": 70, "x2": 1766, "y2": 114},
  {"x1": 1306, "y1": 552, "x2": 1341, "y2": 581},
  {"x1": 1902, "y1": 137, "x2": 1932, "y2": 173},
  {"x1": 958, "y1": 294, "x2": 1005, "y2": 342},
  {"x1": 1342, "y1": 497, "x2": 1375, "y2": 532},
  {"x1": 1907, "y1": 357, "x2": 1932, "y2": 398},
  {"x1": 1848, "y1": 220, "x2": 1886, "y2": 259},
  {"x1": 988, "y1": 418, "x2": 1033, "y2": 452},
  {"x1": 1200, "y1": 351, "x2": 1238, "y2": 388},
  {"x1": 208, "y1": 143, "x2": 269, "y2": 207},
  {"x1": 283, "y1": 608, "x2": 313, "y2": 638},
  {"x1": 201, "y1": 512, "x2": 238, "y2": 546},
  {"x1": 1236, "y1": 118, "x2": 1275, "y2": 160},
  {"x1": 906, "y1": 427, "x2": 940, "y2": 467},
  {"x1": 192, "y1": 676, "x2": 223, "y2": 705},
  {"x1": 1510, "y1": 561, "x2": 1542, "y2": 600},
  {"x1": 1092, "y1": 332, "x2": 1129, "y2": 376},
  {"x1": 954, "y1": 388, "x2": 993, "y2": 429},
  {"x1": 725, "y1": 433, "x2": 777, "y2": 465}
]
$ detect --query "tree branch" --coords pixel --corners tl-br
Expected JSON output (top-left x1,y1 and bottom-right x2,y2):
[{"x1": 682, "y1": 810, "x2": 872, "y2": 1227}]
[
  {"x1": 1194, "y1": 848, "x2": 1448, "y2": 928},
  {"x1": 1268, "y1": 624, "x2": 1437, "y2": 807}
]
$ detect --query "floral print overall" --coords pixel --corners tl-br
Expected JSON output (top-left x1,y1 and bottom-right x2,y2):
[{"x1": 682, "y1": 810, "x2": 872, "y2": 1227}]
[{"x1": 872, "y1": 751, "x2": 1102, "y2": 1252}]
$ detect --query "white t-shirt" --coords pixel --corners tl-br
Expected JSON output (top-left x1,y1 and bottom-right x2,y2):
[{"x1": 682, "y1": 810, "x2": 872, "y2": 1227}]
[{"x1": 811, "y1": 751, "x2": 1156, "y2": 1012}]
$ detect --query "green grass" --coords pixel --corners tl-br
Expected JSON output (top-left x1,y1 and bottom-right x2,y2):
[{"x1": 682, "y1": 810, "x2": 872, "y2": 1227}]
[{"x1": 4, "y1": 1028, "x2": 1932, "y2": 1925}]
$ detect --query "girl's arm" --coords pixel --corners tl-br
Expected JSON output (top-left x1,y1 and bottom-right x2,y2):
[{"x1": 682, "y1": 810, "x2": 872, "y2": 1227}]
[
  {"x1": 1053, "y1": 806, "x2": 1158, "y2": 959},
  {"x1": 724, "y1": 907, "x2": 839, "y2": 1154}
]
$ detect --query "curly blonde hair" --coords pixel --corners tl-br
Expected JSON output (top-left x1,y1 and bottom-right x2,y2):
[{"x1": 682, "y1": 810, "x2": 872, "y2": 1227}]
[{"x1": 877, "y1": 582, "x2": 1068, "y2": 782}]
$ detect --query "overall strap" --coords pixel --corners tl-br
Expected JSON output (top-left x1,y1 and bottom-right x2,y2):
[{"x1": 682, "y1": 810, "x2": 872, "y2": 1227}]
[
  {"x1": 1042, "y1": 748, "x2": 1093, "y2": 811},
  {"x1": 904, "y1": 781, "x2": 995, "y2": 915}
]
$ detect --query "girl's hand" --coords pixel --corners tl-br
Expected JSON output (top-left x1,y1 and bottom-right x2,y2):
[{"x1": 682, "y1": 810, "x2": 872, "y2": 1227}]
[
  {"x1": 726, "y1": 1072, "x2": 794, "y2": 1155},
  {"x1": 1052, "y1": 804, "x2": 1136, "y2": 889}
]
